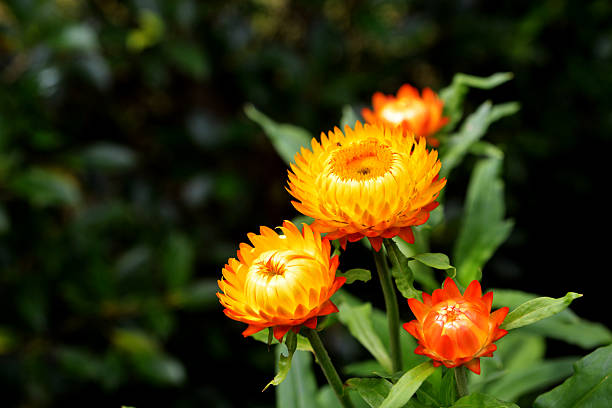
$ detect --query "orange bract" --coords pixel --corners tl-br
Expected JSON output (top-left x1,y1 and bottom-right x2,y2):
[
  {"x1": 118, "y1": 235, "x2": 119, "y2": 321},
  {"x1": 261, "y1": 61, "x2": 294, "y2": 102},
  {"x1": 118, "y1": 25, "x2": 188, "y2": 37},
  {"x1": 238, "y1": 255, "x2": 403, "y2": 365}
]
[
  {"x1": 287, "y1": 122, "x2": 446, "y2": 251},
  {"x1": 403, "y1": 278, "x2": 509, "y2": 374},
  {"x1": 362, "y1": 84, "x2": 448, "y2": 146},
  {"x1": 217, "y1": 221, "x2": 345, "y2": 341}
]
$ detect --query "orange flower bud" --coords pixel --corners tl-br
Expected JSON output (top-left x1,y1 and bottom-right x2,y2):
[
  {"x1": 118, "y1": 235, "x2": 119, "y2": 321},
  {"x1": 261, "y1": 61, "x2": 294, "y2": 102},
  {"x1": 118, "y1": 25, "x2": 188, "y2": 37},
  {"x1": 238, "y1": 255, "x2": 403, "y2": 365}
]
[
  {"x1": 403, "y1": 278, "x2": 509, "y2": 374},
  {"x1": 362, "y1": 84, "x2": 449, "y2": 146},
  {"x1": 217, "y1": 221, "x2": 345, "y2": 341},
  {"x1": 287, "y1": 122, "x2": 446, "y2": 251}
]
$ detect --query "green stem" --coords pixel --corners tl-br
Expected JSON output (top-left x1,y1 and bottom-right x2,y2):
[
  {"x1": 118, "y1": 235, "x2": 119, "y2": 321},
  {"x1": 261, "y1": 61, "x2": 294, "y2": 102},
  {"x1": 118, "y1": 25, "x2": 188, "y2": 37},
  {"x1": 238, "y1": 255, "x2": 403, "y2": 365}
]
[
  {"x1": 372, "y1": 247, "x2": 403, "y2": 374},
  {"x1": 454, "y1": 366, "x2": 469, "y2": 398},
  {"x1": 303, "y1": 328, "x2": 354, "y2": 408}
]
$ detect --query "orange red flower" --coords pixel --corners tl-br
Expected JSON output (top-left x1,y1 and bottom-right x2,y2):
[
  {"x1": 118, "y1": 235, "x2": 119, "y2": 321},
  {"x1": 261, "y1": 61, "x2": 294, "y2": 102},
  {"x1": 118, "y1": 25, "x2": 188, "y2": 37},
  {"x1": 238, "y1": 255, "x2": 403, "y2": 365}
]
[
  {"x1": 361, "y1": 84, "x2": 448, "y2": 146},
  {"x1": 217, "y1": 221, "x2": 345, "y2": 341},
  {"x1": 403, "y1": 278, "x2": 509, "y2": 374},
  {"x1": 287, "y1": 121, "x2": 445, "y2": 251}
]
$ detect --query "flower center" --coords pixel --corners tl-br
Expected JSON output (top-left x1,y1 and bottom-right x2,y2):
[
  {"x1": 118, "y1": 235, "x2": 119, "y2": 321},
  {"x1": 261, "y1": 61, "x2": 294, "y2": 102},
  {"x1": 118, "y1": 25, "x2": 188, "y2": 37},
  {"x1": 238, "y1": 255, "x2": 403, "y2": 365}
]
[
  {"x1": 434, "y1": 301, "x2": 470, "y2": 332},
  {"x1": 380, "y1": 99, "x2": 426, "y2": 124},
  {"x1": 329, "y1": 139, "x2": 394, "y2": 181},
  {"x1": 249, "y1": 250, "x2": 295, "y2": 277}
]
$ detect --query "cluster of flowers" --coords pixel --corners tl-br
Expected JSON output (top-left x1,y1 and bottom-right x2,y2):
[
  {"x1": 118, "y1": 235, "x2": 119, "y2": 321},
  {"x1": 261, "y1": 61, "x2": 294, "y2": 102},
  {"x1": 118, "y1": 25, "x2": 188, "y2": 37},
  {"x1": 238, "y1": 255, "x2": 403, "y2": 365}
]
[{"x1": 217, "y1": 84, "x2": 509, "y2": 388}]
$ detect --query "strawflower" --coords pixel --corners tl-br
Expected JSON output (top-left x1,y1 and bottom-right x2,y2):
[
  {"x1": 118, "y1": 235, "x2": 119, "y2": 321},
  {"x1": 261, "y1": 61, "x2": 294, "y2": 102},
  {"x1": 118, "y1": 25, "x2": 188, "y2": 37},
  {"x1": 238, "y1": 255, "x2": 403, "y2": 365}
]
[
  {"x1": 361, "y1": 84, "x2": 448, "y2": 146},
  {"x1": 287, "y1": 121, "x2": 446, "y2": 251},
  {"x1": 403, "y1": 278, "x2": 509, "y2": 374},
  {"x1": 217, "y1": 221, "x2": 345, "y2": 341}
]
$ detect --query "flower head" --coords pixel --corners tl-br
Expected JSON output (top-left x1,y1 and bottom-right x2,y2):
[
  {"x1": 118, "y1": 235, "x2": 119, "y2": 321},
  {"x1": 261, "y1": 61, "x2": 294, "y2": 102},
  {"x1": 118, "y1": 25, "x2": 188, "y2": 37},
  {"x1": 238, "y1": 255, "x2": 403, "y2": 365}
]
[
  {"x1": 361, "y1": 84, "x2": 448, "y2": 146},
  {"x1": 403, "y1": 278, "x2": 509, "y2": 374},
  {"x1": 217, "y1": 221, "x2": 345, "y2": 341},
  {"x1": 287, "y1": 122, "x2": 446, "y2": 251}
]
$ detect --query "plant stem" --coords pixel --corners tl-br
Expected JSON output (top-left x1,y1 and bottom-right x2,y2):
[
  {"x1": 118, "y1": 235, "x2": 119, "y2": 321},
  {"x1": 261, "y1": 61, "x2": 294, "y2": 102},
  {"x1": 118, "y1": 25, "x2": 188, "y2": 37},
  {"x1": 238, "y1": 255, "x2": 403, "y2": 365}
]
[
  {"x1": 372, "y1": 247, "x2": 403, "y2": 374},
  {"x1": 454, "y1": 366, "x2": 469, "y2": 398},
  {"x1": 303, "y1": 328, "x2": 354, "y2": 408}
]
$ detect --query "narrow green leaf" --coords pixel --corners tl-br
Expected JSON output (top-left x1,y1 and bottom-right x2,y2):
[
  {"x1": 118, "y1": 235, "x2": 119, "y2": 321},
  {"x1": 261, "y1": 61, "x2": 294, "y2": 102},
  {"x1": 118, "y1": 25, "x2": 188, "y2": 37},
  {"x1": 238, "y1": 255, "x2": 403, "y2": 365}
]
[
  {"x1": 380, "y1": 362, "x2": 437, "y2": 408},
  {"x1": 276, "y1": 348, "x2": 320, "y2": 408},
  {"x1": 534, "y1": 344, "x2": 612, "y2": 408},
  {"x1": 347, "y1": 378, "x2": 393, "y2": 408},
  {"x1": 439, "y1": 72, "x2": 514, "y2": 132},
  {"x1": 80, "y1": 142, "x2": 137, "y2": 170},
  {"x1": 337, "y1": 268, "x2": 372, "y2": 284},
  {"x1": 384, "y1": 239, "x2": 420, "y2": 299},
  {"x1": 244, "y1": 103, "x2": 313, "y2": 165},
  {"x1": 264, "y1": 330, "x2": 298, "y2": 391},
  {"x1": 492, "y1": 289, "x2": 612, "y2": 348},
  {"x1": 453, "y1": 155, "x2": 514, "y2": 286},
  {"x1": 337, "y1": 301, "x2": 393, "y2": 373},
  {"x1": 501, "y1": 292, "x2": 583, "y2": 330},
  {"x1": 451, "y1": 392, "x2": 519, "y2": 408}
]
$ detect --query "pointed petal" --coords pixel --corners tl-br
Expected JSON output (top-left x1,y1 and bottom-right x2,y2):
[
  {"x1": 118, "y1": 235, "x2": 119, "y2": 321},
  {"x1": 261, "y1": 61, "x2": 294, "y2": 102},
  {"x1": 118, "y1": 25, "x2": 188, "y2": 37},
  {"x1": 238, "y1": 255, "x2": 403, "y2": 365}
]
[
  {"x1": 442, "y1": 278, "x2": 462, "y2": 298},
  {"x1": 242, "y1": 324, "x2": 266, "y2": 337},
  {"x1": 273, "y1": 325, "x2": 291, "y2": 341},
  {"x1": 464, "y1": 280, "x2": 482, "y2": 300},
  {"x1": 407, "y1": 298, "x2": 430, "y2": 321},
  {"x1": 465, "y1": 358, "x2": 481, "y2": 375},
  {"x1": 368, "y1": 237, "x2": 383, "y2": 252}
]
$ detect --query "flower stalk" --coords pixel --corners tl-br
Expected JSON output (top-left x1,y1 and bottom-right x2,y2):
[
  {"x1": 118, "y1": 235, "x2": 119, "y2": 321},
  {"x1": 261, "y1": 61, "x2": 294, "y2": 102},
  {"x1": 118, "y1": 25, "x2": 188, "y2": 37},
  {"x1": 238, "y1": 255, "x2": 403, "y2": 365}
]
[
  {"x1": 372, "y1": 247, "x2": 403, "y2": 374},
  {"x1": 303, "y1": 328, "x2": 354, "y2": 408},
  {"x1": 454, "y1": 366, "x2": 469, "y2": 398}
]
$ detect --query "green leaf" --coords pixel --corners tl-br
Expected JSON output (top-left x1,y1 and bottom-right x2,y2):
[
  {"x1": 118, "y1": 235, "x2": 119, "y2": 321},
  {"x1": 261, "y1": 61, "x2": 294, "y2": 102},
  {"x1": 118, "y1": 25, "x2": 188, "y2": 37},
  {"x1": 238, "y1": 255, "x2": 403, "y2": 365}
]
[
  {"x1": 453, "y1": 155, "x2": 514, "y2": 286},
  {"x1": 534, "y1": 344, "x2": 612, "y2": 408},
  {"x1": 244, "y1": 103, "x2": 313, "y2": 165},
  {"x1": 340, "y1": 105, "x2": 359, "y2": 129},
  {"x1": 336, "y1": 300, "x2": 393, "y2": 373},
  {"x1": 347, "y1": 378, "x2": 393, "y2": 408},
  {"x1": 439, "y1": 72, "x2": 514, "y2": 131},
  {"x1": 337, "y1": 268, "x2": 372, "y2": 284},
  {"x1": 379, "y1": 361, "x2": 437, "y2": 408},
  {"x1": 264, "y1": 330, "x2": 298, "y2": 390},
  {"x1": 384, "y1": 239, "x2": 420, "y2": 299},
  {"x1": 162, "y1": 233, "x2": 195, "y2": 290},
  {"x1": 80, "y1": 142, "x2": 137, "y2": 171},
  {"x1": 164, "y1": 41, "x2": 210, "y2": 80},
  {"x1": 492, "y1": 289, "x2": 612, "y2": 348},
  {"x1": 276, "y1": 348, "x2": 320, "y2": 408},
  {"x1": 410, "y1": 253, "x2": 454, "y2": 274},
  {"x1": 450, "y1": 392, "x2": 519, "y2": 408},
  {"x1": 483, "y1": 357, "x2": 577, "y2": 402},
  {"x1": 501, "y1": 292, "x2": 583, "y2": 330},
  {"x1": 249, "y1": 329, "x2": 313, "y2": 352},
  {"x1": 10, "y1": 167, "x2": 82, "y2": 207},
  {"x1": 439, "y1": 101, "x2": 519, "y2": 177}
]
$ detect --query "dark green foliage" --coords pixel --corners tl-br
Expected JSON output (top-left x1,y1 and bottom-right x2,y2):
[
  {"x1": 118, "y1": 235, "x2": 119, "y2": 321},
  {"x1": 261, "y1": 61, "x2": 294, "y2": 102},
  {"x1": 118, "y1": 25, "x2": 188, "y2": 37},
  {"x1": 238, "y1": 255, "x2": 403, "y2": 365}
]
[{"x1": 0, "y1": 0, "x2": 609, "y2": 407}]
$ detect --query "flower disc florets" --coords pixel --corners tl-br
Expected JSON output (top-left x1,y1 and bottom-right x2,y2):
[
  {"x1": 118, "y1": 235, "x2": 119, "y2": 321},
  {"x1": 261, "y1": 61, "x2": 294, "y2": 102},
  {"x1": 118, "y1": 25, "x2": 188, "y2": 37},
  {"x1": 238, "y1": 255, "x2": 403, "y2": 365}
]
[
  {"x1": 403, "y1": 278, "x2": 509, "y2": 374},
  {"x1": 287, "y1": 121, "x2": 446, "y2": 251},
  {"x1": 217, "y1": 221, "x2": 345, "y2": 341},
  {"x1": 362, "y1": 84, "x2": 448, "y2": 146}
]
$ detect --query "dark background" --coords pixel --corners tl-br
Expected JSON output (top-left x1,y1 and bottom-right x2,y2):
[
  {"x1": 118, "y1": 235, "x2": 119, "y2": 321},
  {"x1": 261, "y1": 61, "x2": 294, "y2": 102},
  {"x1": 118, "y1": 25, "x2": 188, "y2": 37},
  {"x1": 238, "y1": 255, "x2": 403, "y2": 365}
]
[{"x1": 0, "y1": 0, "x2": 610, "y2": 407}]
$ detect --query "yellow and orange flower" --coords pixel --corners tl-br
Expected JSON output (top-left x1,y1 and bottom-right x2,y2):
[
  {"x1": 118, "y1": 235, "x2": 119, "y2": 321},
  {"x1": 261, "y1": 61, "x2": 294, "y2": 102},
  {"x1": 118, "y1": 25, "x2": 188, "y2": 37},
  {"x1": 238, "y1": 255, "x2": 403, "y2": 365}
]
[
  {"x1": 287, "y1": 121, "x2": 446, "y2": 251},
  {"x1": 361, "y1": 84, "x2": 448, "y2": 146},
  {"x1": 217, "y1": 220, "x2": 345, "y2": 341},
  {"x1": 403, "y1": 278, "x2": 509, "y2": 374}
]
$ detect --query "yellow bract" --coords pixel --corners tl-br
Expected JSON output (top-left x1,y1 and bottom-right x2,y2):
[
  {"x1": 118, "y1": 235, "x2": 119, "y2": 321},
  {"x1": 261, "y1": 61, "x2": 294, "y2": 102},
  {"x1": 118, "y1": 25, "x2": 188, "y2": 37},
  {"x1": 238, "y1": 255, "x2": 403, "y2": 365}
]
[
  {"x1": 287, "y1": 121, "x2": 446, "y2": 251},
  {"x1": 217, "y1": 221, "x2": 344, "y2": 340}
]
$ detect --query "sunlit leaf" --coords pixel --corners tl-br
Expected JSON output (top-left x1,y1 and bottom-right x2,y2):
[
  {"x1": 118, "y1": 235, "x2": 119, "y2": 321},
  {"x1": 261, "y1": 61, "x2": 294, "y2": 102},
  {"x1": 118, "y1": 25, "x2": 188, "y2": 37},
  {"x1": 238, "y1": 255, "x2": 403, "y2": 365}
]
[
  {"x1": 264, "y1": 330, "x2": 298, "y2": 391},
  {"x1": 501, "y1": 292, "x2": 583, "y2": 330},
  {"x1": 379, "y1": 361, "x2": 437, "y2": 408}
]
